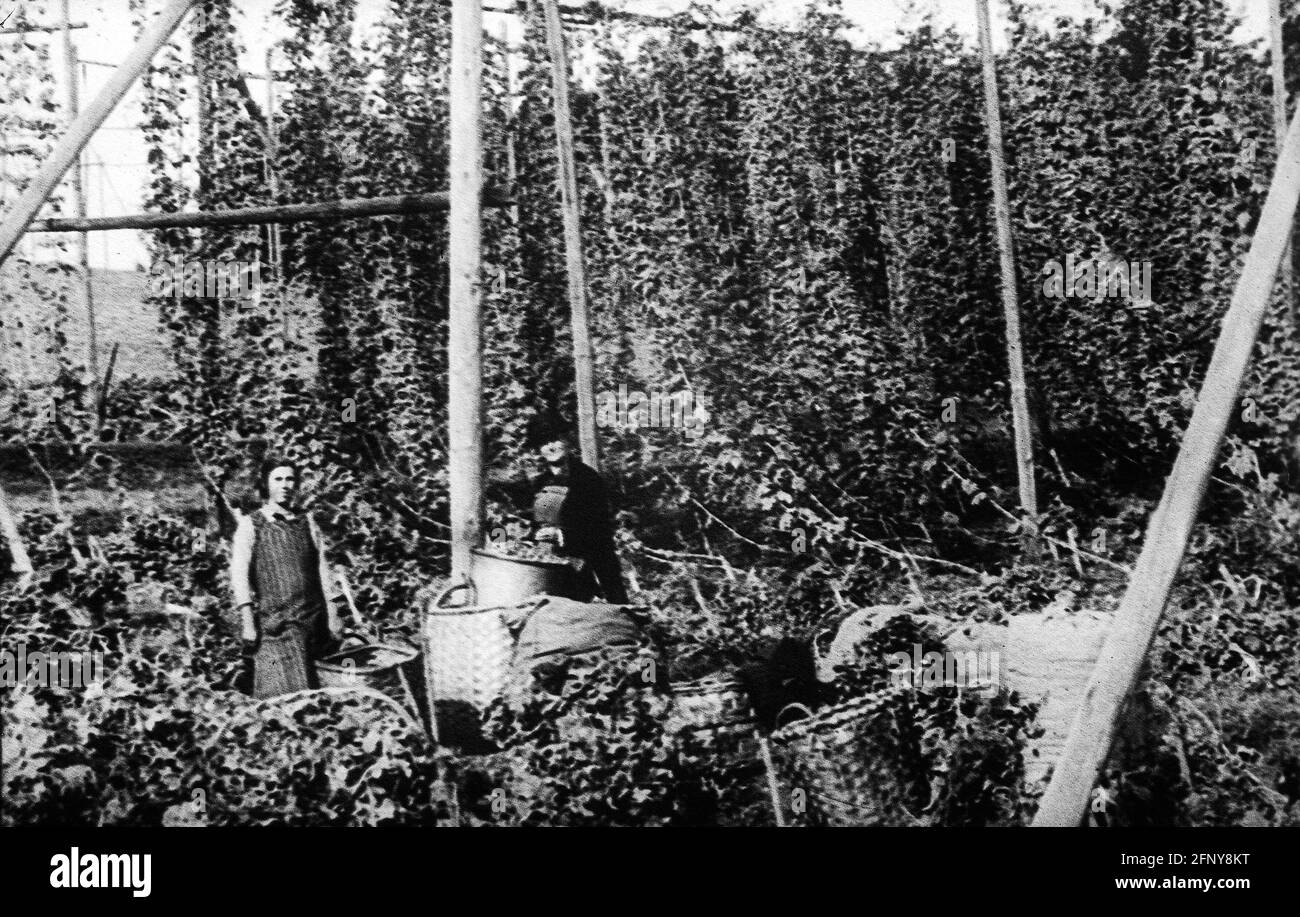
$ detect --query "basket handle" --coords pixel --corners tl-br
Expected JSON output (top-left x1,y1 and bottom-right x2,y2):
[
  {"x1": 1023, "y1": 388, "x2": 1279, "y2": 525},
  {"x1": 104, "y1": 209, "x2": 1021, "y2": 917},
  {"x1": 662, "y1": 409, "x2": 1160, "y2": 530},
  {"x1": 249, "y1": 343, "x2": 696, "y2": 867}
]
[
  {"x1": 338, "y1": 632, "x2": 370, "y2": 650},
  {"x1": 775, "y1": 702, "x2": 814, "y2": 730},
  {"x1": 433, "y1": 577, "x2": 476, "y2": 609},
  {"x1": 813, "y1": 624, "x2": 838, "y2": 665}
]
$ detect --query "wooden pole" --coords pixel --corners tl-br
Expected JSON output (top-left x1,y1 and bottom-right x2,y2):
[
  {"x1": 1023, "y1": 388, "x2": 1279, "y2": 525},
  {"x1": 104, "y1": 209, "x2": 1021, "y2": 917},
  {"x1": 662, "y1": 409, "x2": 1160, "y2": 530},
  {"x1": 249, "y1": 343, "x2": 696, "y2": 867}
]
[
  {"x1": 194, "y1": 13, "x2": 213, "y2": 204},
  {"x1": 265, "y1": 46, "x2": 288, "y2": 343},
  {"x1": 467, "y1": 0, "x2": 796, "y2": 38},
  {"x1": 233, "y1": 74, "x2": 272, "y2": 146},
  {"x1": 26, "y1": 190, "x2": 507, "y2": 232},
  {"x1": 61, "y1": 0, "x2": 100, "y2": 418},
  {"x1": 975, "y1": 0, "x2": 1038, "y2": 546},
  {"x1": 0, "y1": 0, "x2": 200, "y2": 265},
  {"x1": 97, "y1": 340, "x2": 119, "y2": 429},
  {"x1": 1032, "y1": 102, "x2": 1300, "y2": 828},
  {"x1": 1271, "y1": 0, "x2": 1294, "y2": 319},
  {"x1": 265, "y1": 46, "x2": 284, "y2": 286},
  {"x1": 542, "y1": 0, "x2": 600, "y2": 470},
  {"x1": 0, "y1": 23, "x2": 88, "y2": 34},
  {"x1": 500, "y1": 21, "x2": 522, "y2": 229},
  {"x1": 0, "y1": 484, "x2": 35, "y2": 588},
  {"x1": 448, "y1": 0, "x2": 485, "y2": 579}
]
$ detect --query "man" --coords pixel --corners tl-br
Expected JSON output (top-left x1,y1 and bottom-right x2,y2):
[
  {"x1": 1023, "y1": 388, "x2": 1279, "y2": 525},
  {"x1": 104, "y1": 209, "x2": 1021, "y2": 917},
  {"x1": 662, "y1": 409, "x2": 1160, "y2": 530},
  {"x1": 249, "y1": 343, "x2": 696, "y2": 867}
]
[{"x1": 527, "y1": 421, "x2": 629, "y2": 605}]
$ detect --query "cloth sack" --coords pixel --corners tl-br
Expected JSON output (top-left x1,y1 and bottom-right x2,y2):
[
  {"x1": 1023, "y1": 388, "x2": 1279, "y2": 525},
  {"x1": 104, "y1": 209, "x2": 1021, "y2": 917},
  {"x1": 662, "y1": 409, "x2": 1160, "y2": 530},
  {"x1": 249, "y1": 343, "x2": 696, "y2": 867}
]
[{"x1": 503, "y1": 596, "x2": 641, "y2": 708}]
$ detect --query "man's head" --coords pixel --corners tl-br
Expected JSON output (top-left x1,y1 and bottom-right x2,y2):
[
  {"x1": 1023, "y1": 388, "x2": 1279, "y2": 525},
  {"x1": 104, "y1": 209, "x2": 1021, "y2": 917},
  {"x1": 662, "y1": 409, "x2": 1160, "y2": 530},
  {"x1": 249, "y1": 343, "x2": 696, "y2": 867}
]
[{"x1": 257, "y1": 458, "x2": 299, "y2": 509}]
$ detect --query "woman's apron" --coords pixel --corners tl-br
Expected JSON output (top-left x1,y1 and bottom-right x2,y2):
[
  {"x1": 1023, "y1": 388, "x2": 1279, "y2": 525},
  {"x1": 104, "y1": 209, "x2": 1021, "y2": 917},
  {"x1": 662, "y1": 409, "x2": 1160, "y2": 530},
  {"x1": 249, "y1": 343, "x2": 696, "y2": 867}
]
[
  {"x1": 533, "y1": 484, "x2": 568, "y2": 527},
  {"x1": 249, "y1": 513, "x2": 328, "y2": 699}
]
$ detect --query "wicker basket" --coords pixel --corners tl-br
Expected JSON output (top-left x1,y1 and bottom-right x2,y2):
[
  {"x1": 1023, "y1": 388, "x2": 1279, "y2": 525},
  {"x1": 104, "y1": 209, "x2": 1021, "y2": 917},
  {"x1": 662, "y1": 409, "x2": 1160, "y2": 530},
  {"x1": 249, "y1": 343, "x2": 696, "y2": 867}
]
[
  {"x1": 668, "y1": 674, "x2": 753, "y2": 730},
  {"x1": 424, "y1": 581, "x2": 516, "y2": 748},
  {"x1": 316, "y1": 640, "x2": 422, "y2": 720},
  {"x1": 667, "y1": 673, "x2": 762, "y2": 762},
  {"x1": 770, "y1": 687, "x2": 919, "y2": 827}
]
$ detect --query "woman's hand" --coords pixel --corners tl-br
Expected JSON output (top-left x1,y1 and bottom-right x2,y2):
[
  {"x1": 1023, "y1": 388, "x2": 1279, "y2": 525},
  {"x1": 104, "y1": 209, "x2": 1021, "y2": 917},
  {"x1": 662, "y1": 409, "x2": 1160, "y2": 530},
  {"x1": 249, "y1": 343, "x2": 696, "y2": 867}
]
[
  {"x1": 535, "y1": 525, "x2": 565, "y2": 547},
  {"x1": 327, "y1": 613, "x2": 345, "y2": 640},
  {"x1": 239, "y1": 601, "x2": 258, "y2": 644}
]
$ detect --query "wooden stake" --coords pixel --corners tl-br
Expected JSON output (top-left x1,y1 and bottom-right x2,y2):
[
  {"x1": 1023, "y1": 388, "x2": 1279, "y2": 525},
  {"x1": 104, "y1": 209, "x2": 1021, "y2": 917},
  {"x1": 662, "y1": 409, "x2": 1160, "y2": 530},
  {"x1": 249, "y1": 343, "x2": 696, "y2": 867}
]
[
  {"x1": 542, "y1": 0, "x2": 600, "y2": 470},
  {"x1": 60, "y1": 0, "x2": 99, "y2": 417},
  {"x1": 1271, "y1": 0, "x2": 1294, "y2": 318},
  {"x1": 0, "y1": 484, "x2": 35, "y2": 588},
  {"x1": 975, "y1": 0, "x2": 1038, "y2": 547},
  {"x1": 448, "y1": 0, "x2": 485, "y2": 579},
  {"x1": 0, "y1": 0, "x2": 200, "y2": 265},
  {"x1": 97, "y1": 340, "x2": 119, "y2": 428},
  {"x1": 499, "y1": 21, "x2": 522, "y2": 229},
  {"x1": 262, "y1": 47, "x2": 288, "y2": 341},
  {"x1": 1033, "y1": 102, "x2": 1300, "y2": 828}
]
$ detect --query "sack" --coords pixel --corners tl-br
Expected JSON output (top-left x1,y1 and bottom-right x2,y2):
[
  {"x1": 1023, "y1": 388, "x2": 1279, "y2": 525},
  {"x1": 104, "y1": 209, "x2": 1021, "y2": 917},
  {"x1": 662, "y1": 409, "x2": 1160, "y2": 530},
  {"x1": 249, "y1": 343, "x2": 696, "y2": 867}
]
[
  {"x1": 735, "y1": 636, "x2": 821, "y2": 734},
  {"x1": 504, "y1": 597, "x2": 641, "y2": 708}
]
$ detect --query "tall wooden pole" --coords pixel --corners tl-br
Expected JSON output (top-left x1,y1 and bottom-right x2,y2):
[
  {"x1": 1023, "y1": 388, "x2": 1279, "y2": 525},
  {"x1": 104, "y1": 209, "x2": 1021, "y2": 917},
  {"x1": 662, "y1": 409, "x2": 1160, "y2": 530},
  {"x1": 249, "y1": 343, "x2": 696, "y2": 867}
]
[
  {"x1": 61, "y1": 0, "x2": 100, "y2": 416},
  {"x1": 0, "y1": 0, "x2": 200, "y2": 265},
  {"x1": 1033, "y1": 103, "x2": 1300, "y2": 828},
  {"x1": 194, "y1": 12, "x2": 212, "y2": 203},
  {"x1": 975, "y1": 0, "x2": 1038, "y2": 543},
  {"x1": 1270, "y1": 0, "x2": 1293, "y2": 318},
  {"x1": 0, "y1": 484, "x2": 35, "y2": 589},
  {"x1": 448, "y1": 0, "x2": 485, "y2": 579},
  {"x1": 500, "y1": 21, "x2": 521, "y2": 230},
  {"x1": 542, "y1": 0, "x2": 600, "y2": 470},
  {"x1": 266, "y1": 45, "x2": 287, "y2": 343},
  {"x1": 267, "y1": 47, "x2": 283, "y2": 270}
]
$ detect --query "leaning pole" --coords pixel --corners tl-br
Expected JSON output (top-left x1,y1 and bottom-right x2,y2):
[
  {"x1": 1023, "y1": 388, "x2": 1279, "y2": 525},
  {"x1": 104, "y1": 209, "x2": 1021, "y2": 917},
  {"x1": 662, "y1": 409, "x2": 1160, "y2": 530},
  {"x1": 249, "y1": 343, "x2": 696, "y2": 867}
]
[
  {"x1": 0, "y1": 0, "x2": 201, "y2": 265},
  {"x1": 1033, "y1": 102, "x2": 1300, "y2": 827}
]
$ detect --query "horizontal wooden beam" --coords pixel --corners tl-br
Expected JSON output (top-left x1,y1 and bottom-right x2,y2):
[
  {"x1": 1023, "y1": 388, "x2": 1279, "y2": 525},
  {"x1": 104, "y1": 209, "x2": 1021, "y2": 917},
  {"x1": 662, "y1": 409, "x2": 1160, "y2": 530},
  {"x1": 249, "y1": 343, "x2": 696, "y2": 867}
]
[
  {"x1": 27, "y1": 190, "x2": 511, "y2": 232},
  {"x1": 474, "y1": 0, "x2": 797, "y2": 38},
  {"x1": 0, "y1": 22, "x2": 88, "y2": 35}
]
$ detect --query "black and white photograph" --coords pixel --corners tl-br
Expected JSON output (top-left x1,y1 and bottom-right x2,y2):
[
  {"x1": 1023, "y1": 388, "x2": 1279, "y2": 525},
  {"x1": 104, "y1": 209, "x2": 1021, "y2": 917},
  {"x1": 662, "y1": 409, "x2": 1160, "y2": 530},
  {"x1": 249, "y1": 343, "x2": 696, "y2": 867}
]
[{"x1": 0, "y1": 0, "x2": 1296, "y2": 884}]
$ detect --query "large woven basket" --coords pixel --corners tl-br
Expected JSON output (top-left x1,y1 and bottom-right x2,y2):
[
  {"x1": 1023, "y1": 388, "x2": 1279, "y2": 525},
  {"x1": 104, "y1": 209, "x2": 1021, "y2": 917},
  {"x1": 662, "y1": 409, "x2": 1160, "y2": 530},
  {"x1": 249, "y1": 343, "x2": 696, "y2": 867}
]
[
  {"x1": 424, "y1": 581, "x2": 516, "y2": 748},
  {"x1": 770, "y1": 687, "x2": 920, "y2": 827},
  {"x1": 316, "y1": 640, "x2": 423, "y2": 721},
  {"x1": 667, "y1": 674, "x2": 758, "y2": 753}
]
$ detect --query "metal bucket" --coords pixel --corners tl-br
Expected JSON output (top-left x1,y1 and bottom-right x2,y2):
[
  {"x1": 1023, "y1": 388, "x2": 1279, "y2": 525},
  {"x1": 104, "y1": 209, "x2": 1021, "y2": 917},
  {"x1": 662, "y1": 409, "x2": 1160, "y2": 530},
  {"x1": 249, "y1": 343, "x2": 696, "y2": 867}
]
[{"x1": 470, "y1": 547, "x2": 593, "y2": 606}]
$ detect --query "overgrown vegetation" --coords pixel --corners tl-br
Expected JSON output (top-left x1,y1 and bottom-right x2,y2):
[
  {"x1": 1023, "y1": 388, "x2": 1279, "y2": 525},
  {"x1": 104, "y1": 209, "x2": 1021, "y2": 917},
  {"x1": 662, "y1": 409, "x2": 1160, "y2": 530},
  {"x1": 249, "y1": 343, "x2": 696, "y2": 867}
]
[{"x1": 3, "y1": 0, "x2": 1300, "y2": 826}]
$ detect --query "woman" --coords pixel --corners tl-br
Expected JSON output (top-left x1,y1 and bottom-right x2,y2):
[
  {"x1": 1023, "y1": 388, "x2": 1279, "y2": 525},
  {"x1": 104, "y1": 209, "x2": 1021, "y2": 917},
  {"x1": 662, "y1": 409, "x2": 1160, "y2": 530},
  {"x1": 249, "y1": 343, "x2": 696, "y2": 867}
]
[
  {"x1": 229, "y1": 459, "x2": 343, "y2": 698},
  {"x1": 528, "y1": 424, "x2": 628, "y2": 605}
]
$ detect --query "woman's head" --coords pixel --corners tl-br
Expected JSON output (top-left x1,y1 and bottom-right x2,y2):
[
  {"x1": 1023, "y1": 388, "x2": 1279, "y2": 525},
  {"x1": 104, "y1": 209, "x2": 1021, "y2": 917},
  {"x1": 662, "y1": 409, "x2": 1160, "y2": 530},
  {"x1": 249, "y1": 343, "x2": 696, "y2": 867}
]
[
  {"x1": 526, "y1": 411, "x2": 572, "y2": 467},
  {"x1": 257, "y1": 458, "x2": 300, "y2": 507}
]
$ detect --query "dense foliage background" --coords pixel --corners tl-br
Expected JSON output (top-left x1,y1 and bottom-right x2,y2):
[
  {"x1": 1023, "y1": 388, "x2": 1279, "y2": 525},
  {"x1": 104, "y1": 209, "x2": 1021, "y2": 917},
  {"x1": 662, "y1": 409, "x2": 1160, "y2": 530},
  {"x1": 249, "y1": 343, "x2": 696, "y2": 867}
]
[{"x1": 3, "y1": 0, "x2": 1300, "y2": 826}]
